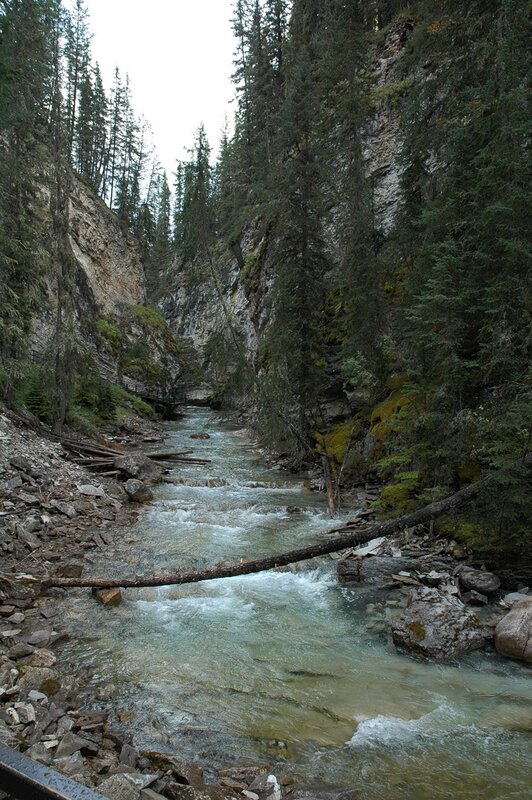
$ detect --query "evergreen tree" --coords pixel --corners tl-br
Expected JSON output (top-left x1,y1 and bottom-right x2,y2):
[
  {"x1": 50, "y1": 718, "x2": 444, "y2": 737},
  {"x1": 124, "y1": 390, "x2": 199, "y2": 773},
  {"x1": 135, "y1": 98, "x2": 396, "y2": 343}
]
[
  {"x1": 0, "y1": 0, "x2": 55, "y2": 386},
  {"x1": 180, "y1": 124, "x2": 214, "y2": 261},
  {"x1": 257, "y1": 0, "x2": 329, "y2": 461},
  {"x1": 64, "y1": 0, "x2": 91, "y2": 152}
]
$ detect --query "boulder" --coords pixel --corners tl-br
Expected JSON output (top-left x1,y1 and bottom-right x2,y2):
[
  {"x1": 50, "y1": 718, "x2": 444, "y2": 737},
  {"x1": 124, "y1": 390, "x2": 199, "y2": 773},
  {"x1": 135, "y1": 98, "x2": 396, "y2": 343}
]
[
  {"x1": 114, "y1": 454, "x2": 162, "y2": 485},
  {"x1": 494, "y1": 596, "x2": 532, "y2": 663},
  {"x1": 95, "y1": 588, "x2": 123, "y2": 607},
  {"x1": 458, "y1": 567, "x2": 500, "y2": 594},
  {"x1": 392, "y1": 587, "x2": 492, "y2": 660},
  {"x1": 124, "y1": 480, "x2": 154, "y2": 504}
]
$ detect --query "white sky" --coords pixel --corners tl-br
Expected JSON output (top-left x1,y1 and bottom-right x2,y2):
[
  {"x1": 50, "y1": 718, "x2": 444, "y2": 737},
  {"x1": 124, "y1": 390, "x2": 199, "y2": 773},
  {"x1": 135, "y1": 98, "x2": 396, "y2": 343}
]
[{"x1": 83, "y1": 0, "x2": 236, "y2": 176}]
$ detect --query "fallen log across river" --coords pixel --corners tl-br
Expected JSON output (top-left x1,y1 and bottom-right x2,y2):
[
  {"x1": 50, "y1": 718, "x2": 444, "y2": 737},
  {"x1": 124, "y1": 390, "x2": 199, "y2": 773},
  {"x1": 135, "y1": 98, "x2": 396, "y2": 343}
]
[{"x1": 46, "y1": 453, "x2": 531, "y2": 590}]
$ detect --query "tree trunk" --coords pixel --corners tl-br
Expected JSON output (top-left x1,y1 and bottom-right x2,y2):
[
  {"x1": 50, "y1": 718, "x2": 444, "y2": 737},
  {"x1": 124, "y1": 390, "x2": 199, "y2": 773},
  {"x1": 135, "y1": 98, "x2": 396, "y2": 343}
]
[{"x1": 46, "y1": 458, "x2": 530, "y2": 591}]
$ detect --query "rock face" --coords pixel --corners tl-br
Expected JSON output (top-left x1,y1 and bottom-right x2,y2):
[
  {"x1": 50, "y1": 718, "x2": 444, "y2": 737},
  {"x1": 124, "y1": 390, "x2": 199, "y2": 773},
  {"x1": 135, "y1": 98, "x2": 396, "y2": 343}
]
[
  {"x1": 31, "y1": 177, "x2": 145, "y2": 361},
  {"x1": 68, "y1": 178, "x2": 145, "y2": 315},
  {"x1": 494, "y1": 597, "x2": 532, "y2": 663},
  {"x1": 392, "y1": 587, "x2": 492, "y2": 660}
]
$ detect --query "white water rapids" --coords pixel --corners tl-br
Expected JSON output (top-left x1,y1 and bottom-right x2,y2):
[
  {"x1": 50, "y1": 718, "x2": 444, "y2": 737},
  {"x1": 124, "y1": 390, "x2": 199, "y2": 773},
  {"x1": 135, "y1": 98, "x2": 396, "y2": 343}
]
[{"x1": 60, "y1": 408, "x2": 531, "y2": 798}]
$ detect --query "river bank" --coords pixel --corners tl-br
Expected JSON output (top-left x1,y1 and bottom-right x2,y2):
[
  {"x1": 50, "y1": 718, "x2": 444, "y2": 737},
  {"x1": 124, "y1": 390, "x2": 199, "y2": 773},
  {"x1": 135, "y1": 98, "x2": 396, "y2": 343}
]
[{"x1": 0, "y1": 405, "x2": 530, "y2": 800}]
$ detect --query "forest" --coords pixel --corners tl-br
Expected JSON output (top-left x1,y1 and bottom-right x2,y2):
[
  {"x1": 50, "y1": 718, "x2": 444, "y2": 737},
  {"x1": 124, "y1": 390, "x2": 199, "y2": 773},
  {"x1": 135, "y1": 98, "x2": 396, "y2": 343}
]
[{"x1": 0, "y1": 0, "x2": 531, "y2": 560}]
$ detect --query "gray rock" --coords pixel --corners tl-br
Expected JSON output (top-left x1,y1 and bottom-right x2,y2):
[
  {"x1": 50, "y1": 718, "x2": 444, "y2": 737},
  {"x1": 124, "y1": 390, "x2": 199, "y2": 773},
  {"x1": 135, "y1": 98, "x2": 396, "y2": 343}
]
[
  {"x1": 501, "y1": 591, "x2": 529, "y2": 608},
  {"x1": 56, "y1": 731, "x2": 99, "y2": 758},
  {"x1": 120, "y1": 743, "x2": 138, "y2": 767},
  {"x1": 54, "y1": 751, "x2": 86, "y2": 776},
  {"x1": 494, "y1": 596, "x2": 532, "y2": 663},
  {"x1": 392, "y1": 587, "x2": 492, "y2": 660},
  {"x1": 98, "y1": 774, "x2": 142, "y2": 800},
  {"x1": 25, "y1": 742, "x2": 53, "y2": 766},
  {"x1": 18, "y1": 666, "x2": 60, "y2": 695},
  {"x1": 18, "y1": 528, "x2": 40, "y2": 550},
  {"x1": 124, "y1": 775, "x2": 159, "y2": 791},
  {"x1": 23, "y1": 517, "x2": 42, "y2": 533},
  {"x1": 8, "y1": 642, "x2": 35, "y2": 660},
  {"x1": 114, "y1": 454, "x2": 162, "y2": 485},
  {"x1": 25, "y1": 629, "x2": 51, "y2": 647},
  {"x1": 49, "y1": 500, "x2": 77, "y2": 518},
  {"x1": 78, "y1": 484, "x2": 105, "y2": 497},
  {"x1": 458, "y1": 567, "x2": 500, "y2": 594},
  {"x1": 124, "y1": 480, "x2": 154, "y2": 503},
  {"x1": 10, "y1": 455, "x2": 33, "y2": 473},
  {"x1": 462, "y1": 590, "x2": 489, "y2": 606},
  {"x1": 27, "y1": 648, "x2": 57, "y2": 667},
  {"x1": 0, "y1": 719, "x2": 18, "y2": 747}
]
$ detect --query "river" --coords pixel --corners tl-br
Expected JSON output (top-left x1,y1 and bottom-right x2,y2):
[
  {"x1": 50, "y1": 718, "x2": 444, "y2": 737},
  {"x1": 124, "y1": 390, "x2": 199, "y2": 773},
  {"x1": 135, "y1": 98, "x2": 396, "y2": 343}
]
[{"x1": 60, "y1": 408, "x2": 531, "y2": 799}]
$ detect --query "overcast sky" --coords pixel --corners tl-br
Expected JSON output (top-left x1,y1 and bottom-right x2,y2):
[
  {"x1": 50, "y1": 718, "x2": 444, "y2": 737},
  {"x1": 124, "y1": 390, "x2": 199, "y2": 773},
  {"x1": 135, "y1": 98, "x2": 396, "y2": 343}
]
[{"x1": 82, "y1": 0, "x2": 236, "y2": 176}]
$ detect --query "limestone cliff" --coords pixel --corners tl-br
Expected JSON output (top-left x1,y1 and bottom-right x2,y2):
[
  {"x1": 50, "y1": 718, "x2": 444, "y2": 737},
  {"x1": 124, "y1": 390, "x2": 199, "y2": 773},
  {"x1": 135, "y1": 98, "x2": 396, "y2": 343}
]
[{"x1": 31, "y1": 176, "x2": 184, "y2": 407}]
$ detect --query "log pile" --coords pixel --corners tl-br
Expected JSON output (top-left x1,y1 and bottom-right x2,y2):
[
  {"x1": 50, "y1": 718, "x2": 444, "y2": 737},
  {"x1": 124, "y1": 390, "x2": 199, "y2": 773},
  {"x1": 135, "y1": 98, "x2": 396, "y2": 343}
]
[{"x1": 4, "y1": 405, "x2": 212, "y2": 473}]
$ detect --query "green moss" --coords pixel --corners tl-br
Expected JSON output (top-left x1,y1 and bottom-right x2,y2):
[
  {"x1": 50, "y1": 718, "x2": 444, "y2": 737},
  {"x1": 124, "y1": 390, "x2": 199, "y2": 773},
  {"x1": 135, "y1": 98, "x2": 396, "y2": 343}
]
[
  {"x1": 241, "y1": 236, "x2": 267, "y2": 294},
  {"x1": 408, "y1": 620, "x2": 426, "y2": 641},
  {"x1": 369, "y1": 77, "x2": 414, "y2": 108},
  {"x1": 97, "y1": 317, "x2": 122, "y2": 354},
  {"x1": 457, "y1": 460, "x2": 482, "y2": 483},
  {"x1": 375, "y1": 470, "x2": 420, "y2": 514},
  {"x1": 39, "y1": 678, "x2": 60, "y2": 696},
  {"x1": 131, "y1": 304, "x2": 167, "y2": 332},
  {"x1": 437, "y1": 516, "x2": 496, "y2": 553},
  {"x1": 130, "y1": 304, "x2": 183, "y2": 358},
  {"x1": 370, "y1": 388, "x2": 420, "y2": 446},
  {"x1": 120, "y1": 357, "x2": 164, "y2": 384},
  {"x1": 315, "y1": 419, "x2": 360, "y2": 463}
]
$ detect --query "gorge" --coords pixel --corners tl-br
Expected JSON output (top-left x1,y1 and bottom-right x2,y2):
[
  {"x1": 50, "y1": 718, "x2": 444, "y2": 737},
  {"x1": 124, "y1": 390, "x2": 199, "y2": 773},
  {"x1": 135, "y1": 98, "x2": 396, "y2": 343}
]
[{"x1": 0, "y1": 1, "x2": 531, "y2": 798}]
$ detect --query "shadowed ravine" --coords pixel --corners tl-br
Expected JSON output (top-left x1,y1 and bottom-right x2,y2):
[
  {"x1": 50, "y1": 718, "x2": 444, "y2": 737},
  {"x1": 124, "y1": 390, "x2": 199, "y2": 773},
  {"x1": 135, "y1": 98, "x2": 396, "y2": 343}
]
[{"x1": 59, "y1": 409, "x2": 531, "y2": 799}]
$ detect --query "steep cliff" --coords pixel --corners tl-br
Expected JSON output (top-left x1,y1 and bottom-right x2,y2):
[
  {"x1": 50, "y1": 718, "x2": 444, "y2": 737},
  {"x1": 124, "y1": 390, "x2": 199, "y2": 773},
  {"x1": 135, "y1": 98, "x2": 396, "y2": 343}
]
[
  {"x1": 30, "y1": 175, "x2": 185, "y2": 411},
  {"x1": 161, "y1": 18, "x2": 414, "y2": 402}
]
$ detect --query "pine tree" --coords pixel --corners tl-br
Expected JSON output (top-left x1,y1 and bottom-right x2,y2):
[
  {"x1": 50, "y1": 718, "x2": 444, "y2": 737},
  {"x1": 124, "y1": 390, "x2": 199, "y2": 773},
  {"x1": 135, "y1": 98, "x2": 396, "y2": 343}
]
[
  {"x1": 180, "y1": 124, "x2": 213, "y2": 261},
  {"x1": 257, "y1": 0, "x2": 329, "y2": 461},
  {"x1": 0, "y1": 0, "x2": 56, "y2": 385},
  {"x1": 64, "y1": 0, "x2": 91, "y2": 153}
]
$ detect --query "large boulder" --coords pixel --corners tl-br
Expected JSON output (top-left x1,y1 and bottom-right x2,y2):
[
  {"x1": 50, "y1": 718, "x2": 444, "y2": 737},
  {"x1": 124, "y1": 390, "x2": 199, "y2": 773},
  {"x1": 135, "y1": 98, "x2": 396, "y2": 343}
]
[
  {"x1": 458, "y1": 567, "x2": 500, "y2": 594},
  {"x1": 114, "y1": 453, "x2": 162, "y2": 484},
  {"x1": 124, "y1": 479, "x2": 154, "y2": 503},
  {"x1": 494, "y1": 596, "x2": 532, "y2": 663},
  {"x1": 392, "y1": 587, "x2": 492, "y2": 660}
]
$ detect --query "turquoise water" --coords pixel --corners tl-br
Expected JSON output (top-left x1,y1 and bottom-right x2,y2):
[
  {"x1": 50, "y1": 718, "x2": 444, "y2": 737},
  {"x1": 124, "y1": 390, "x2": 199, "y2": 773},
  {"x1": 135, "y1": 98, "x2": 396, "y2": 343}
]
[{"x1": 61, "y1": 408, "x2": 532, "y2": 798}]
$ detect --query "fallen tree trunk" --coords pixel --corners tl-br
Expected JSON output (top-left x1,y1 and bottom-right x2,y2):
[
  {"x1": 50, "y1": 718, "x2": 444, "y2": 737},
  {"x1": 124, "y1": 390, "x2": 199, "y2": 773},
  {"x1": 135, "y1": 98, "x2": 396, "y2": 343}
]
[{"x1": 46, "y1": 457, "x2": 532, "y2": 590}]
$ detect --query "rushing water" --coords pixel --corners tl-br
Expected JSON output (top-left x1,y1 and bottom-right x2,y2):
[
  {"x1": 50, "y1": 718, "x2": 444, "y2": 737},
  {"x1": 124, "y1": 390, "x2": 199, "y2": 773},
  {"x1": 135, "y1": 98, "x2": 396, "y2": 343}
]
[{"x1": 61, "y1": 408, "x2": 531, "y2": 798}]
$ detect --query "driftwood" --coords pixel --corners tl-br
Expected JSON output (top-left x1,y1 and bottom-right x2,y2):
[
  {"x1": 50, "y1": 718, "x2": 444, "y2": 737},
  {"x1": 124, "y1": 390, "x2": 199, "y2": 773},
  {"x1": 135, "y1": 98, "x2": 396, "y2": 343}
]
[{"x1": 45, "y1": 459, "x2": 532, "y2": 590}]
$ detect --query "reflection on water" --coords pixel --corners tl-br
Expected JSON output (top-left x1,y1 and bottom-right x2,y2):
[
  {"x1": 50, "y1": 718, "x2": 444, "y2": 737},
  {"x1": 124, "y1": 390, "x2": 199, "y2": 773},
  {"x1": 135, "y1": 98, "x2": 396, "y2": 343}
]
[{"x1": 60, "y1": 408, "x2": 532, "y2": 799}]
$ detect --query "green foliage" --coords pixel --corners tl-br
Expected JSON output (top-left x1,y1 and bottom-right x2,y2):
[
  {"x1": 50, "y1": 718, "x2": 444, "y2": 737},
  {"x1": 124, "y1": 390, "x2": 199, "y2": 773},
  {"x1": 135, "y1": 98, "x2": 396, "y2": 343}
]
[
  {"x1": 131, "y1": 304, "x2": 167, "y2": 332},
  {"x1": 97, "y1": 317, "x2": 122, "y2": 354},
  {"x1": 12, "y1": 365, "x2": 53, "y2": 425},
  {"x1": 72, "y1": 373, "x2": 155, "y2": 426},
  {"x1": 369, "y1": 77, "x2": 413, "y2": 107},
  {"x1": 375, "y1": 469, "x2": 420, "y2": 514}
]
